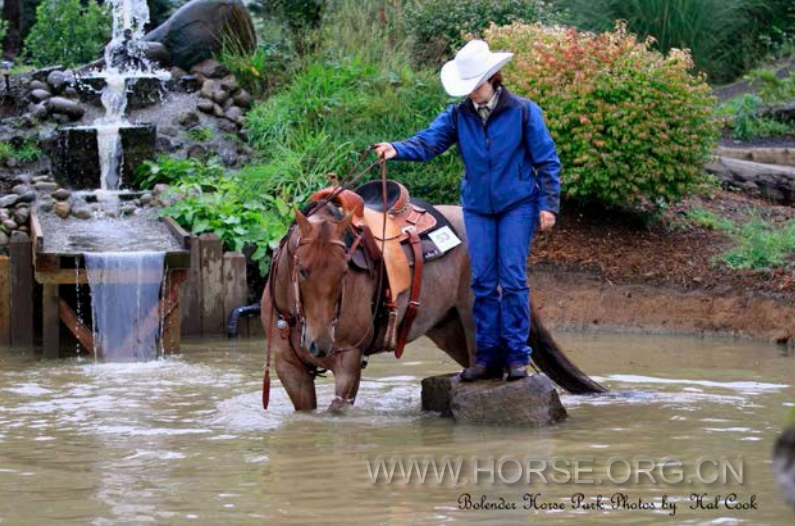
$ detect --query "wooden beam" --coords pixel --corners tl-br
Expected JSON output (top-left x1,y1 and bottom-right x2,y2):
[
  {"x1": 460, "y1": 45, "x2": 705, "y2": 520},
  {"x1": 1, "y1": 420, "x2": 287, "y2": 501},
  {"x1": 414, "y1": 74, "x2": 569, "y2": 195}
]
[
  {"x1": 42, "y1": 284, "x2": 60, "y2": 359},
  {"x1": 0, "y1": 256, "x2": 11, "y2": 346},
  {"x1": 162, "y1": 271, "x2": 185, "y2": 354},
  {"x1": 29, "y1": 207, "x2": 43, "y2": 255},
  {"x1": 163, "y1": 216, "x2": 191, "y2": 249},
  {"x1": 58, "y1": 298, "x2": 95, "y2": 356},
  {"x1": 10, "y1": 232, "x2": 34, "y2": 347},
  {"x1": 222, "y1": 252, "x2": 247, "y2": 337},
  {"x1": 117, "y1": 270, "x2": 183, "y2": 354},
  {"x1": 199, "y1": 234, "x2": 224, "y2": 335}
]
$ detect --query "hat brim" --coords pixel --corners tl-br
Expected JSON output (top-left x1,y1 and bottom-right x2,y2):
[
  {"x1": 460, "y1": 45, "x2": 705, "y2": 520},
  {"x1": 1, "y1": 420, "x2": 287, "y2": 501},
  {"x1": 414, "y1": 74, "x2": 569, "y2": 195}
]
[{"x1": 440, "y1": 52, "x2": 514, "y2": 97}]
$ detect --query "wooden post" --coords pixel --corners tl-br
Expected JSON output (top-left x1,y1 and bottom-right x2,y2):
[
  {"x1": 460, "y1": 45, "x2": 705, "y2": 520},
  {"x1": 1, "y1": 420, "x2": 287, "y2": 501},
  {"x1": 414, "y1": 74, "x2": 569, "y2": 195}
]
[
  {"x1": 10, "y1": 232, "x2": 34, "y2": 347},
  {"x1": 42, "y1": 284, "x2": 60, "y2": 359},
  {"x1": 199, "y1": 234, "x2": 224, "y2": 335},
  {"x1": 0, "y1": 256, "x2": 10, "y2": 346},
  {"x1": 180, "y1": 235, "x2": 202, "y2": 336},
  {"x1": 222, "y1": 252, "x2": 247, "y2": 337},
  {"x1": 163, "y1": 270, "x2": 185, "y2": 354}
]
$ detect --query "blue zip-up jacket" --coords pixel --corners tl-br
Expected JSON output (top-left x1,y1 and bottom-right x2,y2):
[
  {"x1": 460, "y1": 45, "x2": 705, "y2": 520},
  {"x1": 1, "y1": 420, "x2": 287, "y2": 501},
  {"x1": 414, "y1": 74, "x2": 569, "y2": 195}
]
[{"x1": 390, "y1": 87, "x2": 561, "y2": 215}]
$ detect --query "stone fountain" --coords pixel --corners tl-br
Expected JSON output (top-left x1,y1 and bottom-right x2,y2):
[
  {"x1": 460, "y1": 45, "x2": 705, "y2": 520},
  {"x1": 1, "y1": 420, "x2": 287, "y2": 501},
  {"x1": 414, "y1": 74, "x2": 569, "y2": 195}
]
[{"x1": 32, "y1": 0, "x2": 191, "y2": 361}]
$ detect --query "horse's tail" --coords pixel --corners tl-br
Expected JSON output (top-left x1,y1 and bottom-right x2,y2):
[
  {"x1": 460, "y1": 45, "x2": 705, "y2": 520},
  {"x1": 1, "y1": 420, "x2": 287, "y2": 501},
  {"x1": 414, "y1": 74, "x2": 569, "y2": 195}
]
[{"x1": 529, "y1": 305, "x2": 606, "y2": 394}]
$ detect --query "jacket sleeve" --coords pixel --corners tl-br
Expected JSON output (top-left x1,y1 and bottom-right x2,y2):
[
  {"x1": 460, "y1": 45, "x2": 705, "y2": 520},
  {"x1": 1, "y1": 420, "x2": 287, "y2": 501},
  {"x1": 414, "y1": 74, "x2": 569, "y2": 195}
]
[
  {"x1": 525, "y1": 101, "x2": 562, "y2": 214},
  {"x1": 391, "y1": 104, "x2": 457, "y2": 162}
]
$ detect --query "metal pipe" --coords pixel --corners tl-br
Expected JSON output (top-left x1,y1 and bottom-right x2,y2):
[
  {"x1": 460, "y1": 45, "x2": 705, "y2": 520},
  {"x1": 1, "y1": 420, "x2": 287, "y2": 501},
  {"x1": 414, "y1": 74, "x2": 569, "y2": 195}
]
[{"x1": 227, "y1": 303, "x2": 261, "y2": 338}]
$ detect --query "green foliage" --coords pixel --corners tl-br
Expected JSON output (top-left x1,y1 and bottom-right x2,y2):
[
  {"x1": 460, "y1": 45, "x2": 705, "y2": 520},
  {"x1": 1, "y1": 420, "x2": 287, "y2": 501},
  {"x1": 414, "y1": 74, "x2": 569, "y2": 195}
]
[
  {"x1": 217, "y1": 38, "x2": 297, "y2": 99},
  {"x1": 404, "y1": 0, "x2": 555, "y2": 65},
  {"x1": 249, "y1": 0, "x2": 325, "y2": 56},
  {"x1": 244, "y1": 57, "x2": 463, "y2": 205},
  {"x1": 137, "y1": 157, "x2": 290, "y2": 274},
  {"x1": 0, "y1": 20, "x2": 6, "y2": 56},
  {"x1": 722, "y1": 94, "x2": 795, "y2": 140},
  {"x1": 746, "y1": 68, "x2": 795, "y2": 104},
  {"x1": 24, "y1": 0, "x2": 111, "y2": 68},
  {"x1": 685, "y1": 208, "x2": 735, "y2": 231},
  {"x1": 0, "y1": 138, "x2": 43, "y2": 165},
  {"x1": 722, "y1": 216, "x2": 795, "y2": 270},
  {"x1": 559, "y1": 0, "x2": 786, "y2": 84},
  {"x1": 185, "y1": 127, "x2": 213, "y2": 143},
  {"x1": 485, "y1": 22, "x2": 719, "y2": 207}
]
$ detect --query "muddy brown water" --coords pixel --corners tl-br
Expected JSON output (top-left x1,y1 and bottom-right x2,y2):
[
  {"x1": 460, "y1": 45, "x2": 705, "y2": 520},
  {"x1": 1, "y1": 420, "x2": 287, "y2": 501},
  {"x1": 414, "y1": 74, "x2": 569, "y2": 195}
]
[{"x1": 0, "y1": 333, "x2": 792, "y2": 525}]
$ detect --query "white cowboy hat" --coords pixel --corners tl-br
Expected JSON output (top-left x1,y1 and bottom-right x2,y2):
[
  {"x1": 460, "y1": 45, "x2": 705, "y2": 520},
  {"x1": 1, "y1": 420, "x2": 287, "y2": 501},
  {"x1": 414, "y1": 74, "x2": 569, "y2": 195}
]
[{"x1": 440, "y1": 39, "x2": 514, "y2": 97}]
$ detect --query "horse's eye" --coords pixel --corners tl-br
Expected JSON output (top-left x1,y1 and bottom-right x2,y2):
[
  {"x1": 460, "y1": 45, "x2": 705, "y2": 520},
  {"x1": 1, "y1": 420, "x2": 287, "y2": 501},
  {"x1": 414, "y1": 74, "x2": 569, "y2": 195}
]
[{"x1": 298, "y1": 266, "x2": 310, "y2": 280}]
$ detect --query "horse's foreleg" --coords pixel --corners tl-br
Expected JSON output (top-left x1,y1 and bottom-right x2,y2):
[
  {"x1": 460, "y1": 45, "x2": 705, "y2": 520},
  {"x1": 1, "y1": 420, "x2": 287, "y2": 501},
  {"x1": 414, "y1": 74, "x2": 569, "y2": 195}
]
[
  {"x1": 275, "y1": 349, "x2": 318, "y2": 411},
  {"x1": 328, "y1": 351, "x2": 363, "y2": 414}
]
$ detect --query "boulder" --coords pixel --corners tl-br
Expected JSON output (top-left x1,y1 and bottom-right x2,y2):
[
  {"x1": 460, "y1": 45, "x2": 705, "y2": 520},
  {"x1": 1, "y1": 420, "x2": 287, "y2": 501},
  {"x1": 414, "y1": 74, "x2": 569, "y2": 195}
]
[
  {"x1": 421, "y1": 373, "x2": 567, "y2": 427},
  {"x1": 2, "y1": 220, "x2": 18, "y2": 232},
  {"x1": 11, "y1": 184, "x2": 30, "y2": 195},
  {"x1": 233, "y1": 89, "x2": 252, "y2": 109},
  {"x1": 72, "y1": 207, "x2": 92, "y2": 220},
  {"x1": 192, "y1": 59, "x2": 229, "y2": 79},
  {"x1": 52, "y1": 188, "x2": 72, "y2": 201},
  {"x1": 145, "y1": 0, "x2": 255, "y2": 71},
  {"x1": 46, "y1": 97, "x2": 85, "y2": 120},
  {"x1": 224, "y1": 106, "x2": 243, "y2": 124},
  {"x1": 0, "y1": 232, "x2": 8, "y2": 246},
  {"x1": 29, "y1": 80, "x2": 49, "y2": 92},
  {"x1": 197, "y1": 100, "x2": 215, "y2": 114},
  {"x1": 12, "y1": 207, "x2": 29, "y2": 226},
  {"x1": 16, "y1": 191, "x2": 37, "y2": 204},
  {"x1": 34, "y1": 182, "x2": 58, "y2": 193},
  {"x1": 30, "y1": 89, "x2": 52, "y2": 103},
  {"x1": 0, "y1": 195, "x2": 19, "y2": 208},
  {"x1": 46, "y1": 70, "x2": 67, "y2": 93},
  {"x1": 54, "y1": 202, "x2": 72, "y2": 219}
]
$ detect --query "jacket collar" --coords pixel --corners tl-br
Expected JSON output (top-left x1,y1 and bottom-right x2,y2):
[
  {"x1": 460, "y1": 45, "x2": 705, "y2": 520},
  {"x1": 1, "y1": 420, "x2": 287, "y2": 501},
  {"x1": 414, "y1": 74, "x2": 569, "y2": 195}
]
[{"x1": 459, "y1": 85, "x2": 517, "y2": 118}]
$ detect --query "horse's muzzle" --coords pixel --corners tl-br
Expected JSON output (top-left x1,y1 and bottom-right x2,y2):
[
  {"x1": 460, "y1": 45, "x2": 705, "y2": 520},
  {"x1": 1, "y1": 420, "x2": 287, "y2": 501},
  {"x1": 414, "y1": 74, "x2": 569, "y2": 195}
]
[{"x1": 308, "y1": 338, "x2": 333, "y2": 358}]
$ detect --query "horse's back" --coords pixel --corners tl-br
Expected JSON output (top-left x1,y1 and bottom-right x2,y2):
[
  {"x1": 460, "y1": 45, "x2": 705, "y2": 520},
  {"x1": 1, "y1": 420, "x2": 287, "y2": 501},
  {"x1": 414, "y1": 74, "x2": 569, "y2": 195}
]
[{"x1": 434, "y1": 205, "x2": 467, "y2": 244}]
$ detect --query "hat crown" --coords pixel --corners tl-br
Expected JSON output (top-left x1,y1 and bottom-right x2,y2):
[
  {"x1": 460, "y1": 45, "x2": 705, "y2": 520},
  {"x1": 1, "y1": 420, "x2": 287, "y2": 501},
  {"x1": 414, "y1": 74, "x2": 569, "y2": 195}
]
[{"x1": 455, "y1": 40, "x2": 491, "y2": 79}]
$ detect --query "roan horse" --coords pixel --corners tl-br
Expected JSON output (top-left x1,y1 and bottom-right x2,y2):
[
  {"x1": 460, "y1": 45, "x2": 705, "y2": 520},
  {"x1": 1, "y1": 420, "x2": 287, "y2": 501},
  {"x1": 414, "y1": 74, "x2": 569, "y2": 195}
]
[{"x1": 260, "y1": 198, "x2": 604, "y2": 413}]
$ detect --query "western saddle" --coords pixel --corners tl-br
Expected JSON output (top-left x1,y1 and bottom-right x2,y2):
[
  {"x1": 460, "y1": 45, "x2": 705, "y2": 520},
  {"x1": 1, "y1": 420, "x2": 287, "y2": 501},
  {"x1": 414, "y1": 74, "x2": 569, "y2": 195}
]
[{"x1": 309, "y1": 179, "x2": 438, "y2": 357}]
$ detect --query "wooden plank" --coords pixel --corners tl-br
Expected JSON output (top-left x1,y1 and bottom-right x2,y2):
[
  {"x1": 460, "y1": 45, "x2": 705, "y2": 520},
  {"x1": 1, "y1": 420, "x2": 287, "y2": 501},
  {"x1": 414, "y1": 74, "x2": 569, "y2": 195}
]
[
  {"x1": 162, "y1": 216, "x2": 191, "y2": 249},
  {"x1": 59, "y1": 298, "x2": 95, "y2": 356},
  {"x1": 10, "y1": 232, "x2": 34, "y2": 347},
  {"x1": 42, "y1": 284, "x2": 60, "y2": 359},
  {"x1": 222, "y1": 252, "x2": 247, "y2": 337},
  {"x1": 199, "y1": 234, "x2": 224, "y2": 335},
  {"x1": 35, "y1": 268, "x2": 168, "y2": 285},
  {"x1": 0, "y1": 257, "x2": 10, "y2": 346},
  {"x1": 180, "y1": 235, "x2": 202, "y2": 336},
  {"x1": 118, "y1": 271, "x2": 182, "y2": 353}
]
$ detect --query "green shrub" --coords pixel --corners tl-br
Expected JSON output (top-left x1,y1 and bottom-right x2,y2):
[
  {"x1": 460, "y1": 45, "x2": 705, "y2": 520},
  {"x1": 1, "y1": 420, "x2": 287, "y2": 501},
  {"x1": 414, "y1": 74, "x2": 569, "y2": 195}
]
[
  {"x1": 404, "y1": 0, "x2": 556, "y2": 65},
  {"x1": 484, "y1": 22, "x2": 719, "y2": 207},
  {"x1": 249, "y1": 0, "x2": 325, "y2": 56},
  {"x1": 722, "y1": 216, "x2": 795, "y2": 270},
  {"x1": 244, "y1": 57, "x2": 463, "y2": 205},
  {"x1": 185, "y1": 127, "x2": 213, "y2": 143},
  {"x1": 725, "y1": 94, "x2": 795, "y2": 140},
  {"x1": 746, "y1": 68, "x2": 795, "y2": 105},
  {"x1": 24, "y1": 0, "x2": 111, "y2": 68},
  {"x1": 559, "y1": 0, "x2": 779, "y2": 84},
  {"x1": 0, "y1": 20, "x2": 6, "y2": 55}
]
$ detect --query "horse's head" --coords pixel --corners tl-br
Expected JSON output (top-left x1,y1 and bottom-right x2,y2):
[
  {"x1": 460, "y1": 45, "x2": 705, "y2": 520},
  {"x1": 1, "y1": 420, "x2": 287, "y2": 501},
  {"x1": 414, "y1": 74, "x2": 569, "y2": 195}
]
[{"x1": 292, "y1": 206, "x2": 354, "y2": 358}]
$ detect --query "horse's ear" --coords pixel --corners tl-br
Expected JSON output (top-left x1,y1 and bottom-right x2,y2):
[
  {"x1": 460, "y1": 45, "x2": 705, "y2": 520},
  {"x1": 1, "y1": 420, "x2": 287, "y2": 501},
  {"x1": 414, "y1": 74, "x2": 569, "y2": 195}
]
[
  {"x1": 294, "y1": 207, "x2": 313, "y2": 238},
  {"x1": 336, "y1": 210, "x2": 354, "y2": 238}
]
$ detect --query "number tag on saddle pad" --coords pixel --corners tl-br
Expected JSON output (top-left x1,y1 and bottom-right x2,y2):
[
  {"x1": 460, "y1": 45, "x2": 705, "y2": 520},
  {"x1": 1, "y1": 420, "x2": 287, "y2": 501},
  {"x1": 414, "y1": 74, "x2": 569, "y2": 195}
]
[{"x1": 427, "y1": 226, "x2": 462, "y2": 253}]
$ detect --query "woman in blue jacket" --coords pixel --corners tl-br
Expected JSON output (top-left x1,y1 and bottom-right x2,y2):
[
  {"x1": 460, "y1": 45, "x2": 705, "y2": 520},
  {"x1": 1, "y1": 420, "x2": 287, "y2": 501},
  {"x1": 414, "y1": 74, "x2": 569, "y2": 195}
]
[{"x1": 374, "y1": 39, "x2": 561, "y2": 382}]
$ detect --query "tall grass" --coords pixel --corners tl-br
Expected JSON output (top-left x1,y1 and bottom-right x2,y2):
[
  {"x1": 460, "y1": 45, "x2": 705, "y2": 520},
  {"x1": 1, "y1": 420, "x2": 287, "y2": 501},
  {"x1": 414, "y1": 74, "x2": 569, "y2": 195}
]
[{"x1": 560, "y1": 0, "x2": 770, "y2": 83}]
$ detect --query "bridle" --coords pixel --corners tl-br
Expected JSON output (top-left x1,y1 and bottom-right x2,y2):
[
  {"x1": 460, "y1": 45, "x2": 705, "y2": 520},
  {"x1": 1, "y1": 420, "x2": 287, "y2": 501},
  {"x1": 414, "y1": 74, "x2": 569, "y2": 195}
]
[{"x1": 262, "y1": 148, "x2": 389, "y2": 409}]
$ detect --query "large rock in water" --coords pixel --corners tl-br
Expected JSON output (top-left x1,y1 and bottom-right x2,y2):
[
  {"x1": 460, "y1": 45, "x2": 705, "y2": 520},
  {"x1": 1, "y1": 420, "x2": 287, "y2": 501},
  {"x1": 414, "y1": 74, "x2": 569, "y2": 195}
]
[
  {"x1": 144, "y1": 0, "x2": 256, "y2": 71},
  {"x1": 421, "y1": 373, "x2": 567, "y2": 427}
]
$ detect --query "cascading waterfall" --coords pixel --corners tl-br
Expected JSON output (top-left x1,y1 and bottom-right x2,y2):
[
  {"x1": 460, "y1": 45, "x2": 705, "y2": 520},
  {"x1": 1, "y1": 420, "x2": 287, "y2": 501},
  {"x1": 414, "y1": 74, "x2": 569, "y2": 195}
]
[
  {"x1": 94, "y1": 0, "x2": 163, "y2": 195},
  {"x1": 84, "y1": 252, "x2": 166, "y2": 362}
]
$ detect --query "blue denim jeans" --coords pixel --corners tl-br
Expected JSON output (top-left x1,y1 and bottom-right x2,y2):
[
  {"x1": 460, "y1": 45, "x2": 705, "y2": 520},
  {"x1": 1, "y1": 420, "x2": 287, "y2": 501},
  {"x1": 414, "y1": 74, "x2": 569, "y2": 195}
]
[{"x1": 463, "y1": 198, "x2": 539, "y2": 367}]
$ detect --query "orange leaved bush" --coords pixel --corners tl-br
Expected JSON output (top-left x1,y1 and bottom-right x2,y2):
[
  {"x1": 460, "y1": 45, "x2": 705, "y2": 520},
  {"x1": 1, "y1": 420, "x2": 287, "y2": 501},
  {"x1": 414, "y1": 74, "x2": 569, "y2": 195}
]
[{"x1": 484, "y1": 22, "x2": 719, "y2": 206}]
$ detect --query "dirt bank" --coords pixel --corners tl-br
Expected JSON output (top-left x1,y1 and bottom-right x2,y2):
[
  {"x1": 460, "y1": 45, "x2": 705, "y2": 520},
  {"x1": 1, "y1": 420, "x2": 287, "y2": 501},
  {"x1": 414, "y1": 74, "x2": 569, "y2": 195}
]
[{"x1": 527, "y1": 189, "x2": 795, "y2": 345}]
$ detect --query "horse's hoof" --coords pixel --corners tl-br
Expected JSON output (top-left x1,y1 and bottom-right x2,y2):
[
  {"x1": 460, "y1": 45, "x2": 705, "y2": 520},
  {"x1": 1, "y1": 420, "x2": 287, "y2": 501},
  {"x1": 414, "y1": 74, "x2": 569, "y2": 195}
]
[{"x1": 328, "y1": 397, "x2": 352, "y2": 414}]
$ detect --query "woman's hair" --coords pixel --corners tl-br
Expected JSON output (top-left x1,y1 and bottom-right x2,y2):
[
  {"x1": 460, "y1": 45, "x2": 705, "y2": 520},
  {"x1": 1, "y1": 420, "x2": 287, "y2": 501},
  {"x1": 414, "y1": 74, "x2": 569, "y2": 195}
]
[{"x1": 488, "y1": 71, "x2": 504, "y2": 89}]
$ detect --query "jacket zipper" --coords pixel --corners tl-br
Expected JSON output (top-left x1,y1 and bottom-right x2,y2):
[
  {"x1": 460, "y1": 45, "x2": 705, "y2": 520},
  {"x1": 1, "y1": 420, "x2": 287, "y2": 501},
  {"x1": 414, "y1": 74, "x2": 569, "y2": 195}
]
[{"x1": 483, "y1": 117, "x2": 494, "y2": 214}]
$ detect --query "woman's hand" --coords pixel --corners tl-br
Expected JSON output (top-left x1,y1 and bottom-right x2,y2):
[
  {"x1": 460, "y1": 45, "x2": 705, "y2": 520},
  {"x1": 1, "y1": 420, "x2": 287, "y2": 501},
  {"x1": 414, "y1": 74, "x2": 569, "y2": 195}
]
[
  {"x1": 539, "y1": 210, "x2": 556, "y2": 232},
  {"x1": 373, "y1": 142, "x2": 397, "y2": 160}
]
